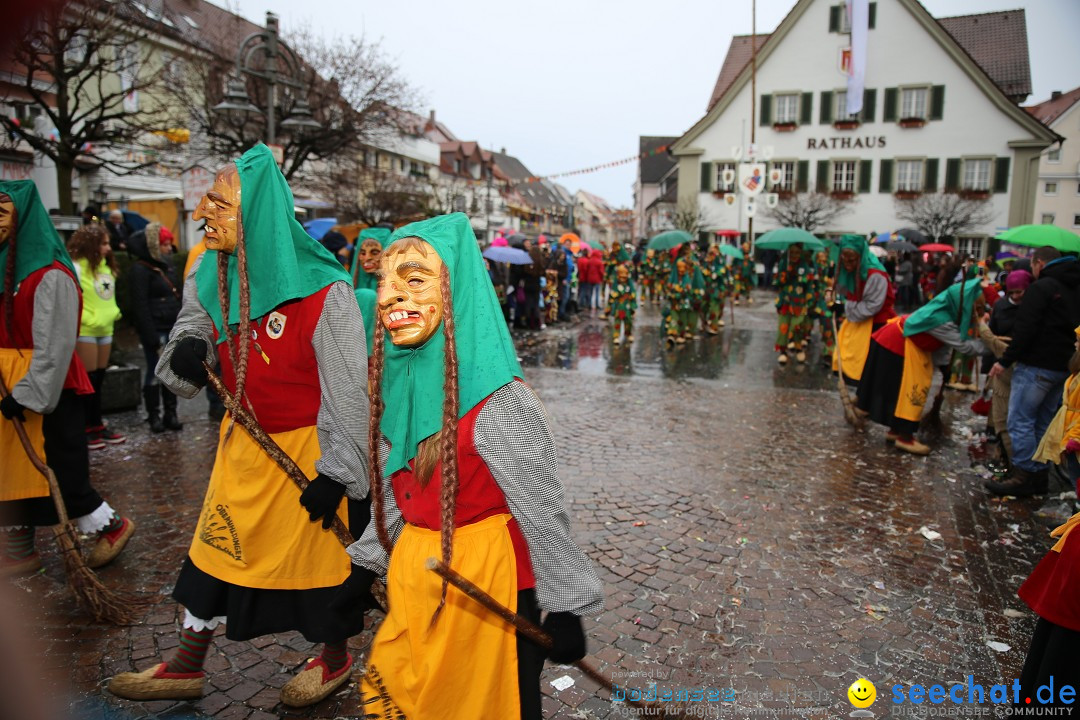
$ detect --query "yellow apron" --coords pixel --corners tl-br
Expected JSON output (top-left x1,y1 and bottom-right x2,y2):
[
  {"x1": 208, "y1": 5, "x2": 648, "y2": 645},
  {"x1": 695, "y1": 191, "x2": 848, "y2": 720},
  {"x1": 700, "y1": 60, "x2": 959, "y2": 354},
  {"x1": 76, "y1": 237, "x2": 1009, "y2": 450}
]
[
  {"x1": 894, "y1": 338, "x2": 934, "y2": 423},
  {"x1": 832, "y1": 318, "x2": 874, "y2": 381},
  {"x1": 1034, "y1": 375, "x2": 1080, "y2": 465},
  {"x1": 187, "y1": 416, "x2": 349, "y2": 590},
  {"x1": 362, "y1": 513, "x2": 520, "y2": 719},
  {"x1": 0, "y1": 349, "x2": 49, "y2": 501}
]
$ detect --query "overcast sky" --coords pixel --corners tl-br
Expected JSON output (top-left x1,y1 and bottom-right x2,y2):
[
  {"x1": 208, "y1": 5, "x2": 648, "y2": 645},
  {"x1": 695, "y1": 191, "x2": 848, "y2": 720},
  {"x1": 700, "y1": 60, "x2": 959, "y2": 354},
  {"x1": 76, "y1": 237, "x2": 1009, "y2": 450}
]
[{"x1": 222, "y1": 0, "x2": 1080, "y2": 208}]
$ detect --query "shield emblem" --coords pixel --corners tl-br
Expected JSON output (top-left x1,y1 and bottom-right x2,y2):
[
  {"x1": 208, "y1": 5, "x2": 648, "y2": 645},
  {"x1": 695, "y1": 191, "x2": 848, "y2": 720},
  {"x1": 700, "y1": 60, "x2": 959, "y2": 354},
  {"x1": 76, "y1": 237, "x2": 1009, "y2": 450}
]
[
  {"x1": 723, "y1": 194, "x2": 737, "y2": 206},
  {"x1": 721, "y1": 167, "x2": 736, "y2": 186},
  {"x1": 738, "y1": 163, "x2": 767, "y2": 196},
  {"x1": 745, "y1": 198, "x2": 757, "y2": 217},
  {"x1": 766, "y1": 193, "x2": 780, "y2": 208},
  {"x1": 768, "y1": 167, "x2": 784, "y2": 186}
]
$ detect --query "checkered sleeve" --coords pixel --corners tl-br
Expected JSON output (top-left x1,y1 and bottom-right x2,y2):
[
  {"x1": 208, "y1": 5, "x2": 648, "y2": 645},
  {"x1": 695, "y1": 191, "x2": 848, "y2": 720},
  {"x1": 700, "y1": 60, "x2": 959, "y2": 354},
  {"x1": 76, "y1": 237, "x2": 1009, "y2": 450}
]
[
  {"x1": 313, "y1": 281, "x2": 370, "y2": 501},
  {"x1": 475, "y1": 381, "x2": 605, "y2": 616},
  {"x1": 346, "y1": 438, "x2": 402, "y2": 574},
  {"x1": 155, "y1": 253, "x2": 218, "y2": 398}
]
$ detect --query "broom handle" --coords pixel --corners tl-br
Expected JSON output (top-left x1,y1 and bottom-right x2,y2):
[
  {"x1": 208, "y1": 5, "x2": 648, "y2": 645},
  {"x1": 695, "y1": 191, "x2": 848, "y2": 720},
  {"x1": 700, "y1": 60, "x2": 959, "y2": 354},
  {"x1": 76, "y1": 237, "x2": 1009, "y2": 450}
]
[
  {"x1": 0, "y1": 378, "x2": 70, "y2": 525},
  {"x1": 201, "y1": 362, "x2": 354, "y2": 549},
  {"x1": 425, "y1": 558, "x2": 684, "y2": 718}
]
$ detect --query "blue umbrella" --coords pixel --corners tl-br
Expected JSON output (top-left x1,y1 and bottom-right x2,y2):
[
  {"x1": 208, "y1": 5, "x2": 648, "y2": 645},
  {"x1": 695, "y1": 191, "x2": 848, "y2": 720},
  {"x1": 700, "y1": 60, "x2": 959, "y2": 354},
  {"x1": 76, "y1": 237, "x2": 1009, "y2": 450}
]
[
  {"x1": 121, "y1": 209, "x2": 149, "y2": 231},
  {"x1": 483, "y1": 246, "x2": 533, "y2": 265},
  {"x1": 303, "y1": 217, "x2": 338, "y2": 241}
]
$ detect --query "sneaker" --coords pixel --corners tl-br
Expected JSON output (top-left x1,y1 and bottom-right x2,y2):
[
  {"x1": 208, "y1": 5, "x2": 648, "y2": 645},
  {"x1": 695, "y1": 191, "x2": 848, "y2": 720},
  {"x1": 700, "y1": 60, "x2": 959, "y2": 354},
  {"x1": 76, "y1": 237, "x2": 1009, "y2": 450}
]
[
  {"x1": 87, "y1": 517, "x2": 135, "y2": 569},
  {"x1": 985, "y1": 468, "x2": 1048, "y2": 498},
  {"x1": 86, "y1": 430, "x2": 106, "y2": 451}
]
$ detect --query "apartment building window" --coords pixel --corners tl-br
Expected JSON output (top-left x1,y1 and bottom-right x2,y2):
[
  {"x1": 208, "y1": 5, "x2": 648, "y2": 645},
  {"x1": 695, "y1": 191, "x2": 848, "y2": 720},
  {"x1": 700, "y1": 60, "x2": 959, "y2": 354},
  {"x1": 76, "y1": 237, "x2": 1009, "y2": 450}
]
[
  {"x1": 1047, "y1": 147, "x2": 1061, "y2": 163},
  {"x1": 834, "y1": 91, "x2": 859, "y2": 121},
  {"x1": 896, "y1": 160, "x2": 923, "y2": 192},
  {"x1": 772, "y1": 161, "x2": 795, "y2": 192},
  {"x1": 956, "y1": 236, "x2": 984, "y2": 260},
  {"x1": 1045, "y1": 182, "x2": 1058, "y2": 195},
  {"x1": 962, "y1": 158, "x2": 992, "y2": 191},
  {"x1": 832, "y1": 160, "x2": 857, "y2": 193},
  {"x1": 775, "y1": 93, "x2": 800, "y2": 124},
  {"x1": 715, "y1": 162, "x2": 736, "y2": 193},
  {"x1": 1074, "y1": 214, "x2": 1080, "y2": 228},
  {"x1": 1042, "y1": 213, "x2": 1056, "y2": 224},
  {"x1": 900, "y1": 87, "x2": 928, "y2": 120}
]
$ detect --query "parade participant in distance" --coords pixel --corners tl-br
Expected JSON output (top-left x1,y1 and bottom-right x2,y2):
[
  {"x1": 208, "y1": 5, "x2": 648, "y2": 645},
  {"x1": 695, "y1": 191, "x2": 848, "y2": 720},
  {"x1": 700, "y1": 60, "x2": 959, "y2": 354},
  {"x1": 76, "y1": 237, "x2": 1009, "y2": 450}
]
[
  {"x1": 664, "y1": 257, "x2": 703, "y2": 345},
  {"x1": 811, "y1": 248, "x2": 836, "y2": 366},
  {"x1": 351, "y1": 227, "x2": 390, "y2": 292},
  {"x1": 831, "y1": 234, "x2": 896, "y2": 385},
  {"x1": 855, "y1": 280, "x2": 985, "y2": 455},
  {"x1": 732, "y1": 240, "x2": 755, "y2": 305},
  {"x1": 107, "y1": 145, "x2": 370, "y2": 708},
  {"x1": 334, "y1": 213, "x2": 603, "y2": 720},
  {"x1": 0, "y1": 180, "x2": 134, "y2": 575},
  {"x1": 773, "y1": 243, "x2": 816, "y2": 365},
  {"x1": 609, "y1": 263, "x2": 637, "y2": 345},
  {"x1": 700, "y1": 244, "x2": 729, "y2": 334}
]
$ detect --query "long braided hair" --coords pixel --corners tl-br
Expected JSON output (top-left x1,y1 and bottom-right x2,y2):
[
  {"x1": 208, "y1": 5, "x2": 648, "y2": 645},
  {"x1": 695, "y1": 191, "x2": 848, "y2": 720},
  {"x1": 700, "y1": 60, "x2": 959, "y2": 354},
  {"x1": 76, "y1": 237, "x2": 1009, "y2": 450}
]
[
  {"x1": 368, "y1": 241, "x2": 459, "y2": 626},
  {"x1": 215, "y1": 218, "x2": 252, "y2": 440},
  {"x1": 1, "y1": 195, "x2": 16, "y2": 341}
]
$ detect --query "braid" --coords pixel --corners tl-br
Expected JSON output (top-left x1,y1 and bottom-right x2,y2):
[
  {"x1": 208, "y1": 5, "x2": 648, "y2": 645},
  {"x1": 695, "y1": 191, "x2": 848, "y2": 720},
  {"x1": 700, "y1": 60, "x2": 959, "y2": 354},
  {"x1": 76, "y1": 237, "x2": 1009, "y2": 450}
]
[
  {"x1": 431, "y1": 266, "x2": 459, "y2": 626},
  {"x1": 369, "y1": 317, "x2": 392, "y2": 555},
  {"x1": 2, "y1": 210, "x2": 16, "y2": 340},
  {"x1": 233, "y1": 227, "x2": 252, "y2": 409}
]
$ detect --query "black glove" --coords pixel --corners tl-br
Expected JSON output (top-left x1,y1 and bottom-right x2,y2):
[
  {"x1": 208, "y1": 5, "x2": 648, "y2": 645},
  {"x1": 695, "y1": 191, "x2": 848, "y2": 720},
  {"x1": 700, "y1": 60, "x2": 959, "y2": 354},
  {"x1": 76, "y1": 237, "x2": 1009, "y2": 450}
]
[
  {"x1": 299, "y1": 473, "x2": 347, "y2": 529},
  {"x1": 541, "y1": 611, "x2": 587, "y2": 664},
  {"x1": 328, "y1": 564, "x2": 377, "y2": 626},
  {"x1": 0, "y1": 394, "x2": 25, "y2": 421},
  {"x1": 169, "y1": 337, "x2": 208, "y2": 384}
]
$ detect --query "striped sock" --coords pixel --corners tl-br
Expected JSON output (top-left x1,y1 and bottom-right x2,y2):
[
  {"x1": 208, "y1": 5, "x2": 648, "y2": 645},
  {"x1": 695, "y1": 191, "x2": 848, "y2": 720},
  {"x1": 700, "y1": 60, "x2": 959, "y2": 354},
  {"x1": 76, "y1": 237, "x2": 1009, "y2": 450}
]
[
  {"x1": 165, "y1": 626, "x2": 214, "y2": 674},
  {"x1": 319, "y1": 640, "x2": 349, "y2": 674},
  {"x1": 2, "y1": 527, "x2": 35, "y2": 561}
]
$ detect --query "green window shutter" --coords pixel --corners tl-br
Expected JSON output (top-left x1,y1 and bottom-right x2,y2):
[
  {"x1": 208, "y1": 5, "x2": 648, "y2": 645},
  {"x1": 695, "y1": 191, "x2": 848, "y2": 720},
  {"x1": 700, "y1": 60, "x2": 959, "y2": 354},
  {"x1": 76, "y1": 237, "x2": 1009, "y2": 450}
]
[
  {"x1": 924, "y1": 158, "x2": 939, "y2": 191},
  {"x1": 817, "y1": 160, "x2": 830, "y2": 192},
  {"x1": 861, "y1": 88, "x2": 876, "y2": 122},
  {"x1": 858, "y1": 159, "x2": 873, "y2": 193},
  {"x1": 700, "y1": 161, "x2": 713, "y2": 192},
  {"x1": 944, "y1": 158, "x2": 961, "y2": 192},
  {"x1": 760, "y1": 94, "x2": 772, "y2": 126},
  {"x1": 698, "y1": 231, "x2": 710, "y2": 246},
  {"x1": 869, "y1": 2, "x2": 877, "y2": 29},
  {"x1": 879, "y1": 159, "x2": 894, "y2": 193},
  {"x1": 800, "y1": 92, "x2": 813, "y2": 125},
  {"x1": 829, "y1": 5, "x2": 840, "y2": 32},
  {"x1": 994, "y1": 157, "x2": 1010, "y2": 193},
  {"x1": 883, "y1": 87, "x2": 898, "y2": 122},
  {"x1": 797, "y1": 160, "x2": 809, "y2": 192},
  {"x1": 929, "y1": 85, "x2": 945, "y2": 121},
  {"x1": 820, "y1": 91, "x2": 834, "y2": 124}
]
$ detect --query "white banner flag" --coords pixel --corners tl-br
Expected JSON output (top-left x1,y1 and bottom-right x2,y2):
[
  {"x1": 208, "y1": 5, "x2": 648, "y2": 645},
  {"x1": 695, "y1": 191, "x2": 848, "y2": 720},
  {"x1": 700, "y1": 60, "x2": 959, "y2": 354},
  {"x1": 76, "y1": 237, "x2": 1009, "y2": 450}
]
[{"x1": 847, "y1": 0, "x2": 869, "y2": 116}]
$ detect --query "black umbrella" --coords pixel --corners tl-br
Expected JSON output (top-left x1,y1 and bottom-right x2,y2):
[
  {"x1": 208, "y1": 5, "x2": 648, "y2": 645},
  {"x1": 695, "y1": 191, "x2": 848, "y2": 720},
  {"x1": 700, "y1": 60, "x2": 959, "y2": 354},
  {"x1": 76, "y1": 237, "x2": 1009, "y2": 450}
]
[
  {"x1": 895, "y1": 227, "x2": 928, "y2": 246},
  {"x1": 507, "y1": 233, "x2": 528, "y2": 249},
  {"x1": 886, "y1": 239, "x2": 918, "y2": 253}
]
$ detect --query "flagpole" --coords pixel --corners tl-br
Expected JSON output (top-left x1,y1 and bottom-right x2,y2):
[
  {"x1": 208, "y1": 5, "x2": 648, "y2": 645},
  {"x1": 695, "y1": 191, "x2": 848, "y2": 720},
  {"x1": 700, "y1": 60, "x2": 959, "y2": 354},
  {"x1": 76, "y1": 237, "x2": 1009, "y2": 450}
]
[{"x1": 748, "y1": 0, "x2": 757, "y2": 255}]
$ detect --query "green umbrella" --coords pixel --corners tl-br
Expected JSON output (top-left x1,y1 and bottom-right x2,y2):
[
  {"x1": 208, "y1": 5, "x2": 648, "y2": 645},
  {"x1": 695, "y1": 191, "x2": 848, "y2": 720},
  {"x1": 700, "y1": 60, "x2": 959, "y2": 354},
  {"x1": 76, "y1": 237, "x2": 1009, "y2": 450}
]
[
  {"x1": 716, "y1": 243, "x2": 744, "y2": 259},
  {"x1": 587, "y1": 240, "x2": 605, "y2": 250},
  {"x1": 647, "y1": 229, "x2": 693, "y2": 251},
  {"x1": 996, "y1": 225, "x2": 1080, "y2": 253},
  {"x1": 755, "y1": 227, "x2": 826, "y2": 251}
]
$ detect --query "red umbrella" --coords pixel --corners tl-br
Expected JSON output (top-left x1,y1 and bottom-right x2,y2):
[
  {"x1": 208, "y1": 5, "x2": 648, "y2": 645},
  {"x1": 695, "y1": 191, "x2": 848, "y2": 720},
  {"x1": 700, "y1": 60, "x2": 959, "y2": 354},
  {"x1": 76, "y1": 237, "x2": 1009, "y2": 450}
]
[
  {"x1": 715, "y1": 229, "x2": 741, "y2": 238},
  {"x1": 919, "y1": 243, "x2": 954, "y2": 253}
]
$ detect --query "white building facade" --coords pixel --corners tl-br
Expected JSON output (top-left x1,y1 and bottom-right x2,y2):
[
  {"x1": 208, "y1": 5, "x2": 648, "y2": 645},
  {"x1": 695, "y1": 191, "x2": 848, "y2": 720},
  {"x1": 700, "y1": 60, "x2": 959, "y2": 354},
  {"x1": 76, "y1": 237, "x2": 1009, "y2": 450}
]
[
  {"x1": 1029, "y1": 88, "x2": 1080, "y2": 233},
  {"x1": 671, "y1": 0, "x2": 1057, "y2": 258}
]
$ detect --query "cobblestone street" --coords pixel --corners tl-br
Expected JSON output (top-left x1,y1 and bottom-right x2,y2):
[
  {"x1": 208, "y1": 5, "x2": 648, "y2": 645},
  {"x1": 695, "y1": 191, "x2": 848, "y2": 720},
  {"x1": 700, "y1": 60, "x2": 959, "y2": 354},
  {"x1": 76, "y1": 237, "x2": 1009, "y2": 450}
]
[{"x1": 9, "y1": 291, "x2": 1065, "y2": 719}]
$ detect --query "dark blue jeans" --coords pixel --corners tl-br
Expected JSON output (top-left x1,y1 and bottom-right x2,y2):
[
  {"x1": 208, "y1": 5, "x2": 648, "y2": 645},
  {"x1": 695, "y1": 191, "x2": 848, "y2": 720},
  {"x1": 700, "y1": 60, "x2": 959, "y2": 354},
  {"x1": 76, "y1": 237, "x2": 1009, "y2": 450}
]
[{"x1": 1008, "y1": 363, "x2": 1068, "y2": 472}]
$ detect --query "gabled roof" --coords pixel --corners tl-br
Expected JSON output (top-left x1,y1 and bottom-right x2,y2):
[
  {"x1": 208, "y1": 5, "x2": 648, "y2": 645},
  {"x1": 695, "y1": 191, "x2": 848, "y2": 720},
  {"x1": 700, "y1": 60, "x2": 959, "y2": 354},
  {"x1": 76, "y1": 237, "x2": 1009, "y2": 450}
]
[
  {"x1": 704, "y1": 6, "x2": 1032, "y2": 113},
  {"x1": 679, "y1": 0, "x2": 1056, "y2": 154},
  {"x1": 638, "y1": 136, "x2": 679, "y2": 184},
  {"x1": 1026, "y1": 86, "x2": 1080, "y2": 127},
  {"x1": 938, "y1": 11, "x2": 1031, "y2": 103}
]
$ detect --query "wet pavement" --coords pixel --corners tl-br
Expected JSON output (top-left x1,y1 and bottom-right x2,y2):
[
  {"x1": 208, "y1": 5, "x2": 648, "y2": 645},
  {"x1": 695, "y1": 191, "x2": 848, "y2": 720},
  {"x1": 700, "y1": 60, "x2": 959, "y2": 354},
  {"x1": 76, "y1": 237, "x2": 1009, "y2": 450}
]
[{"x1": 7, "y1": 290, "x2": 1071, "y2": 719}]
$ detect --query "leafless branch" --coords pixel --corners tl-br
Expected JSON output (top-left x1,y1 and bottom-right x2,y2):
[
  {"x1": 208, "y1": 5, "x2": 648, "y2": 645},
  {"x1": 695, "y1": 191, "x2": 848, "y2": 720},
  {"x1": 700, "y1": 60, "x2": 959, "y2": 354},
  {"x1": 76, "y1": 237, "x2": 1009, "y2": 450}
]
[
  {"x1": 894, "y1": 193, "x2": 994, "y2": 241},
  {"x1": 763, "y1": 192, "x2": 853, "y2": 233}
]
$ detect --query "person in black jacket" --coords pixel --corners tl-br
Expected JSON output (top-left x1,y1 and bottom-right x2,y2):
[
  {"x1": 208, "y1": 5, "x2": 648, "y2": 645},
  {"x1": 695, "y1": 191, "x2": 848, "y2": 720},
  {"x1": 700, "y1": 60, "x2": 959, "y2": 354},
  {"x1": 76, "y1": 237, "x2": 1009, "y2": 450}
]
[
  {"x1": 127, "y1": 223, "x2": 183, "y2": 433},
  {"x1": 987, "y1": 247, "x2": 1080, "y2": 496}
]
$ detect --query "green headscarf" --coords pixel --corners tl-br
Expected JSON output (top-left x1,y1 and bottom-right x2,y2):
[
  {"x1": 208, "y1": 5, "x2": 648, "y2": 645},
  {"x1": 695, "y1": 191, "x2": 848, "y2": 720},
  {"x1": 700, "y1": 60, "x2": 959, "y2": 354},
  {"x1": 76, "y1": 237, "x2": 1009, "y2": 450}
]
[
  {"x1": 379, "y1": 213, "x2": 522, "y2": 476},
  {"x1": 354, "y1": 287, "x2": 376, "y2": 356},
  {"x1": 195, "y1": 144, "x2": 350, "y2": 342},
  {"x1": 351, "y1": 227, "x2": 391, "y2": 291},
  {"x1": 0, "y1": 180, "x2": 75, "y2": 289},
  {"x1": 903, "y1": 276, "x2": 983, "y2": 339},
  {"x1": 834, "y1": 234, "x2": 885, "y2": 296},
  {"x1": 614, "y1": 248, "x2": 631, "y2": 263}
]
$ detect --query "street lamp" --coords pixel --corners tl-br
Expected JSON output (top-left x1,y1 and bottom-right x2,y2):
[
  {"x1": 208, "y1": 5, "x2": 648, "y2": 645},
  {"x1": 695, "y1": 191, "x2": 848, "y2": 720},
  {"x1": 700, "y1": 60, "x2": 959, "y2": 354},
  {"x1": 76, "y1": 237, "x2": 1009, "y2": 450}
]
[{"x1": 212, "y1": 11, "x2": 321, "y2": 146}]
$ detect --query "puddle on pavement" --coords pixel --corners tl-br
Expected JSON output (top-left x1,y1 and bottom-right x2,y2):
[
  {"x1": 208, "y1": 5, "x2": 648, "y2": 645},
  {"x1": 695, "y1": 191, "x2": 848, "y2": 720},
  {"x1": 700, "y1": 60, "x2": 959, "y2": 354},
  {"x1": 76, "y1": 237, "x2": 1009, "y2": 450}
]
[{"x1": 515, "y1": 319, "x2": 837, "y2": 389}]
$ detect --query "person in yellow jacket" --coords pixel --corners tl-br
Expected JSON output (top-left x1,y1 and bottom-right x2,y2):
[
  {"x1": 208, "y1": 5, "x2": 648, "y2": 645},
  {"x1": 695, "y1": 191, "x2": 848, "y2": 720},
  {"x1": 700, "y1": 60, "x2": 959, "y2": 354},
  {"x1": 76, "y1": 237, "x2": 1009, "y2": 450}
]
[{"x1": 67, "y1": 223, "x2": 124, "y2": 448}]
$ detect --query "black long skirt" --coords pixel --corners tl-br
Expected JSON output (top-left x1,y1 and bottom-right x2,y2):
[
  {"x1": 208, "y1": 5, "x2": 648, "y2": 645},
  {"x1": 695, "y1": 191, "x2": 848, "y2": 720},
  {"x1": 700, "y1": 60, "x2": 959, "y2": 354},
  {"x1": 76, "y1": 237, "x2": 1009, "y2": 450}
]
[
  {"x1": 1018, "y1": 618, "x2": 1080, "y2": 707},
  {"x1": 0, "y1": 390, "x2": 104, "y2": 527},
  {"x1": 172, "y1": 496, "x2": 370, "y2": 643},
  {"x1": 855, "y1": 339, "x2": 920, "y2": 437}
]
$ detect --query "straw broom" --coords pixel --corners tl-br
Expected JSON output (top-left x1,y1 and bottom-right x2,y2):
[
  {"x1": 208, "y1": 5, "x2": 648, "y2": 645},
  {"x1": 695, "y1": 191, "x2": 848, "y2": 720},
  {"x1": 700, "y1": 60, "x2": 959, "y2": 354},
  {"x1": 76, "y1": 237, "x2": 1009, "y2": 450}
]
[
  {"x1": 0, "y1": 378, "x2": 135, "y2": 625},
  {"x1": 829, "y1": 264, "x2": 863, "y2": 430},
  {"x1": 426, "y1": 558, "x2": 687, "y2": 719}
]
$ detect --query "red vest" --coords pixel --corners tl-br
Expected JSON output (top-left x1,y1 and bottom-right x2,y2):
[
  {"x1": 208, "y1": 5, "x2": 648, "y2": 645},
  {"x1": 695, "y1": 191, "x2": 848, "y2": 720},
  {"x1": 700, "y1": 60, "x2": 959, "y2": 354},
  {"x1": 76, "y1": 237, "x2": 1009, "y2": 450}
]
[
  {"x1": 845, "y1": 268, "x2": 897, "y2": 326},
  {"x1": 872, "y1": 316, "x2": 944, "y2": 356},
  {"x1": 0, "y1": 262, "x2": 92, "y2": 395},
  {"x1": 391, "y1": 394, "x2": 536, "y2": 592},
  {"x1": 215, "y1": 285, "x2": 330, "y2": 434}
]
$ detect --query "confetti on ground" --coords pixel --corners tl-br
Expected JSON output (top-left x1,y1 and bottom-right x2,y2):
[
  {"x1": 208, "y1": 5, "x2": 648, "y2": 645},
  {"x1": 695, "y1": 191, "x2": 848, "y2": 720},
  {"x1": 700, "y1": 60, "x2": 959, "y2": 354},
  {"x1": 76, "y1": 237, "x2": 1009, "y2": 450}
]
[
  {"x1": 919, "y1": 526, "x2": 943, "y2": 541},
  {"x1": 550, "y1": 675, "x2": 575, "y2": 691},
  {"x1": 986, "y1": 641, "x2": 1011, "y2": 653}
]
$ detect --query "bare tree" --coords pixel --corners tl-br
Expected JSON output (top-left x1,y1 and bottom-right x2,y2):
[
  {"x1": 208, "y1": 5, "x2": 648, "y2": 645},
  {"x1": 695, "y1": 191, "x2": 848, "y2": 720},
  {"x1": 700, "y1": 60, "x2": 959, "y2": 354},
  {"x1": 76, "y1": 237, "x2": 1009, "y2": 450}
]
[
  {"x1": 0, "y1": 1, "x2": 176, "y2": 213},
  {"x1": 895, "y1": 193, "x2": 993, "y2": 241},
  {"x1": 763, "y1": 192, "x2": 853, "y2": 232},
  {"x1": 168, "y1": 24, "x2": 421, "y2": 183},
  {"x1": 672, "y1": 197, "x2": 711, "y2": 235}
]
